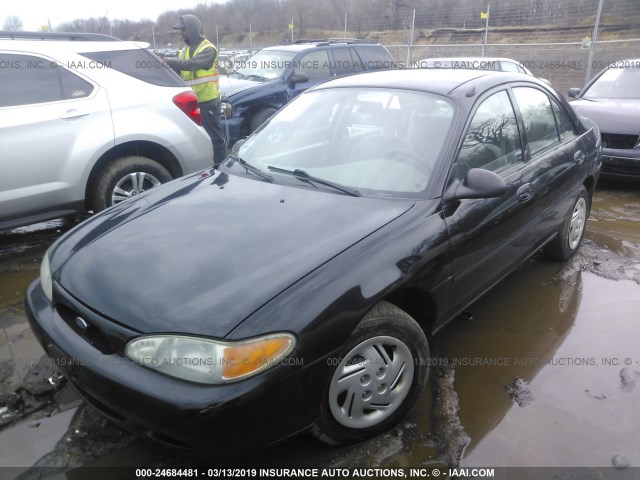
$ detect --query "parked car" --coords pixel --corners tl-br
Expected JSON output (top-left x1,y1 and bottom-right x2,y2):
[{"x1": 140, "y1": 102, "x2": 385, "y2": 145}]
[
  {"x1": 219, "y1": 39, "x2": 395, "y2": 144},
  {"x1": 216, "y1": 52, "x2": 235, "y2": 75},
  {"x1": 27, "y1": 69, "x2": 601, "y2": 453},
  {"x1": 0, "y1": 31, "x2": 213, "y2": 230},
  {"x1": 568, "y1": 59, "x2": 640, "y2": 178},
  {"x1": 415, "y1": 56, "x2": 551, "y2": 84}
]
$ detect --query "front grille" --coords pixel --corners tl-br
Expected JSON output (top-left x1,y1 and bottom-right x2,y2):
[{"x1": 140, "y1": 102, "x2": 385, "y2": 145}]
[
  {"x1": 56, "y1": 304, "x2": 120, "y2": 354},
  {"x1": 602, "y1": 163, "x2": 639, "y2": 176},
  {"x1": 601, "y1": 133, "x2": 639, "y2": 150},
  {"x1": 52, "y1": 285, "x2": 139, "y2": 356}
]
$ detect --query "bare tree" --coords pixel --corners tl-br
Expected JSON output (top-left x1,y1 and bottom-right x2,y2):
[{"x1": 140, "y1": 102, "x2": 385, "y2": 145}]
[{"x1": 4, "y1": 15, "x2": 24, "y2": 31}]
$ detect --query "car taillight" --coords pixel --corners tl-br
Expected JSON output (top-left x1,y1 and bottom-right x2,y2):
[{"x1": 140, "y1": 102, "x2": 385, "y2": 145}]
[{"x1": 173, "y1": 91, "x2": 202, "y2": 126}]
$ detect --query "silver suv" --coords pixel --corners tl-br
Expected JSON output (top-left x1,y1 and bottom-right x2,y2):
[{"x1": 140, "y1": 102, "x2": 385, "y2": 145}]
[{"x1": 0, "y1": 31, "x2": 213, "y2": 230}]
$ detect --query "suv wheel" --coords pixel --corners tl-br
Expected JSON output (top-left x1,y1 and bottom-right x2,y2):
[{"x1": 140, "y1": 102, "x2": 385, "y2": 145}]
[{"x1": 90, "y1": 156, "x2": 172, "y2": 212}]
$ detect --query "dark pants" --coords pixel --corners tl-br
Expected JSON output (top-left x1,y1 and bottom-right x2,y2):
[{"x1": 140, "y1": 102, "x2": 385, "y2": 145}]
[{"x1": 200, "y1": 98, "x2": 228, "y2": 167}]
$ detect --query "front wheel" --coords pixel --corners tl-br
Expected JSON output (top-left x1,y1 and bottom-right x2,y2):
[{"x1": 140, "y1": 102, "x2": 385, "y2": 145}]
[
  {"x1": 89, "y1": 156, "x2": 172, "y2": 212},
  {"x1": 545, "y1": 185, "x2": 590, "y2": 261},
  {"x1": 312, "y1": 301, "x2": 430, "y2": 445},
  {"x1": 250, "y1": 108, "x2": 277, "y2": 133}
]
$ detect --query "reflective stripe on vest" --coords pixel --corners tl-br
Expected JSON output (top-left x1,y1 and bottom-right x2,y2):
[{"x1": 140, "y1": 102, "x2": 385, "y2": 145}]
[{"x1": 179, "y1": 39, "x2": 219, "y2": 103}]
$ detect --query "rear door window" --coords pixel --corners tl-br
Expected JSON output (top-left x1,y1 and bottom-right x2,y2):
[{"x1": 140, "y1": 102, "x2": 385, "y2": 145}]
[
  {"x1": 81, "y1": 49, "x2": 185, "y2": 87},
  {"x1": 513, "y1": 87, "x2": 560, "y2": 156},
  {"x1": 551, "y1": 100, "x2": 577, "y2": 142},
  {"x1": 332, "y1": 47, "x2": 363, "y2": 75},
  {"x1": 357, "y1": 45, "x2": 394, "y2": 70},
  {"x1": 0, "y1": 53, "x2": 93, "y2": 107}
]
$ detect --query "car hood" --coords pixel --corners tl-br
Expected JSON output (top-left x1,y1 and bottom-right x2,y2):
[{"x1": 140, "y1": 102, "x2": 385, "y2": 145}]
[
  {"x1": 219, "y1": 75, "x2": 267, "y2": 97},
  {"x1": 51, "y1": 171, "x2": 414, "y2": 338},
  {"x1": 570, "y1": 98, "x2": 640, "y2": 135}
]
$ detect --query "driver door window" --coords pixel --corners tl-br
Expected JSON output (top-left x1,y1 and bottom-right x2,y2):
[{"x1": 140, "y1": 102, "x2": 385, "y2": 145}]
[
  {"x1": 456, "y1": 90, "x2": 523, "y2": 176},
  {"x1": 294, "y1": 50, "x2": 331, "y2": 83}
]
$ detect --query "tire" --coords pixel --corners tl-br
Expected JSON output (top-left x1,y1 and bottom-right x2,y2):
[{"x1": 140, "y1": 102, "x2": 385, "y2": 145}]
[
  {"x1": 89, "y1": 156, "x2": 172, "y2": 212},
  {"x1": 311, "y1": 301, "x2": 430, "y2": 445},
  {"x1": 250, "y1": 108, "x2": 277, "y2": 133},
  {"x1": 545, "y1": 185, "x2": 590, "y2": 261}
]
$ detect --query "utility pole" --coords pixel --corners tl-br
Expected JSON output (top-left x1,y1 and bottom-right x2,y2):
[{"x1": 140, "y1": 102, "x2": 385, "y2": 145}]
[
  {"x1": 482, "y1": 4, "x2": 491, "y2": 57},
  {"x1": 405, "y1": 9, "x2": 416, "y2": 68},
  {"x1": 585, "y1": 0, "x2": 604, "y2": 84},
  {"x1": 344, "y1": 12, "x2": 347, "y2": 41},
  {"x1": 152, "y1": 24, "x2": 156, "y2": 49}
]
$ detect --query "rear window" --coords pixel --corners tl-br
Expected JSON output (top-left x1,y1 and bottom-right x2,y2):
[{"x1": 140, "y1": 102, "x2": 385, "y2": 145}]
[
  {"x1": 357, "y1": 45, "x2": 395, "y2": 71},
  {"x1": 81, "y1": 49, "x2": 185, "y2": 87}
]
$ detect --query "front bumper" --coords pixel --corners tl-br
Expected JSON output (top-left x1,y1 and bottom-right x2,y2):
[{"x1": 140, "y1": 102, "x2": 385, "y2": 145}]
[
  {"x1": 601, "y1": 147, "x2": 640, "y2": 177},
  {"x1": 25, "y1": 280, "x2": 328, "y2": 452}
]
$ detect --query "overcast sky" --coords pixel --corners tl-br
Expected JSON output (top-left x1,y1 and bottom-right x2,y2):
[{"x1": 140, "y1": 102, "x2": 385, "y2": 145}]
[{"x1": 4, "y1": 0, "x2": 224, "y2": 31}]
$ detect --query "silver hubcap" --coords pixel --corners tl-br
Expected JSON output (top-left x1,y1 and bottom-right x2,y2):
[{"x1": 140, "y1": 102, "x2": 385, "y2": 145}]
[
  {"x1": 328, "y1": 336, "x2": 414, "y2": 429},
  {"x1": 568, "y1": 197, "x2": 587, "y2": 250},
  {"x1": 111, "y1": 172, "x2": 162, "y2": 205}
]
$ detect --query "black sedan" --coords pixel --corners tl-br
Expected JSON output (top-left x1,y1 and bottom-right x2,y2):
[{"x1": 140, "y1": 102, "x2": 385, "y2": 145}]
[
  {"x1": 26, "y1": 69, "x2": 601, "y2": 452},
  {"x1": 569, "y1": 59, "x2": 640, "y2": 177}
]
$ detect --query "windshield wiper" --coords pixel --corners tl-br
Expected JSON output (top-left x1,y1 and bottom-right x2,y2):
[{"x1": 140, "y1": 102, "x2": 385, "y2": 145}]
[
  {"x1": 267, "y1": 166, "x2": 360, "y2": 197},
  {"x1": 228, "y1": 155, "x2": 273, "y2": 182},
  {"x1": 246, "y1": 74, "x2": 266, "y2": 81}
]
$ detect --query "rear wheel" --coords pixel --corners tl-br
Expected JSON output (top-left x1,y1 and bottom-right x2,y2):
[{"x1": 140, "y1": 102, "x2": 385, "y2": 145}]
[
  {"x1": 545, "y1": 185, "x2": 590, "y2": 261},
  {"x1": 312, "y1": 301, "x2": 429, "y2": 445},
  {"x1": 89, "y1": 156, "x2": 172, "y2": 212}
]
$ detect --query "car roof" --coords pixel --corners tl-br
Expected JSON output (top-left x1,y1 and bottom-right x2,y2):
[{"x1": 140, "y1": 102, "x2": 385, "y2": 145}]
[
  {"x1": 312, "y1": 69, "x2": 539, "y2": 96},
  {"x1": 418, "y1": 56, "x2": 520, "y2": 63},
  {"x1": 263, "y1": 40, "x2": 380, "y2": 53},
  {"x1": 0, "y1": 32, "x2": 149, "y2": 54}
]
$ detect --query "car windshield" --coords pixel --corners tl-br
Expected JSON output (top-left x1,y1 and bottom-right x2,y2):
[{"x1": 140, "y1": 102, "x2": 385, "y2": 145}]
[
  {"x1": 583, "y1": 67, "x2": 640, "y2": 99},
  {"x1": 234, "y1": 50, "x2": 298, "y2": 80},
  {"x1": 230, "y1": 88, "x2": 455, "y2": 198}
]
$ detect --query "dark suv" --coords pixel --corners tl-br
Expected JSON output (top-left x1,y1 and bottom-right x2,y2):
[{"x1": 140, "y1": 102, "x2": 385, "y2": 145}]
[{"x1": 218, "y1": 39, "x2": 395, "y2": 144}]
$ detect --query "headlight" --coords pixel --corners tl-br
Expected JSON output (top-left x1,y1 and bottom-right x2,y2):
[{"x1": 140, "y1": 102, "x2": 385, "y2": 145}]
[
  {"x1": 221, "y1": 102, "x2": 233, "y2": 118},
  {"x1": 40, "y1": 250, "x2": 53, "y2": 302},
  {"x1": 125, "y1": 333, "x2": 296, "y2": 384}
]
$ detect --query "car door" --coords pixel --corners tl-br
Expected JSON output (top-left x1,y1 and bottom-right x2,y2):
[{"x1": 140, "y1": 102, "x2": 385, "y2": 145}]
[
  {"x1": 0, "y1": 52, "x2": 111, "y2": 223},
  {"x1": 285, "y1": 49, "x2": 332, "y2": 102},
  {"x1": 443, "y1": 88, "x2": 540, "y2": 315},
  {"x1": 511, "y1": 86, "x2": 584, "y2": 241}
]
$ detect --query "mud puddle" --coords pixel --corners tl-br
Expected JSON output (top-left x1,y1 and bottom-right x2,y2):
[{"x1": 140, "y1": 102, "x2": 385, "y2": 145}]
[{"x1": 0, "y1": 183, "x2": 639, "y2": 475}]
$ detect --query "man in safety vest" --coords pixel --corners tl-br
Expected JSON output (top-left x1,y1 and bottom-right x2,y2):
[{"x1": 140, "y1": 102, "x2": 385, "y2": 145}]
[{"x1": 164, "y1": 15, "x2": 227, "y2": 166}]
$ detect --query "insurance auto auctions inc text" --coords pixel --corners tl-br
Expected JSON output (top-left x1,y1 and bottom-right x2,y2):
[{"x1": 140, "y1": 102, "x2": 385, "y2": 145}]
[{"x1": 252, "y1": 468, "x2": 495, "y2": 478}]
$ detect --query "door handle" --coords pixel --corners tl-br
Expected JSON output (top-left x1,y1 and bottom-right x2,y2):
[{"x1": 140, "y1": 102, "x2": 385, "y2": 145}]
[
  {"x1": 60, "y1": 109, "x2": 89, "y2": 120},
  {"x1": 517, "y1": 183, "x2": 534, "y2": 203},
  {"x1": 574, "y1": 150, "x2": 586, "y2": 165}
]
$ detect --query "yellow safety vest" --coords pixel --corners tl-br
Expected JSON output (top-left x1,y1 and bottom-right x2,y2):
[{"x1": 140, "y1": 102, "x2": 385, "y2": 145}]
[{"x1": 178, "y1": 39, "x2": 220, "y2": 103}]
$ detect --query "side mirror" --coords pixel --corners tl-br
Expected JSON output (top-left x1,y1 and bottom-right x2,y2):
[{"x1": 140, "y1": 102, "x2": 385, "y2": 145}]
[
  {"x1": 444, "y1": 168, "x2": 507, "y2": 202},
  {"x1": 231, "y1": 139, "x2": 246, "y2": 154},
  {"x1": 289, "y1": 71, "x2": 309, "y2": 85},
  {"x1": 568, "y1": 88, "x2": 581, "y2": 98}
]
